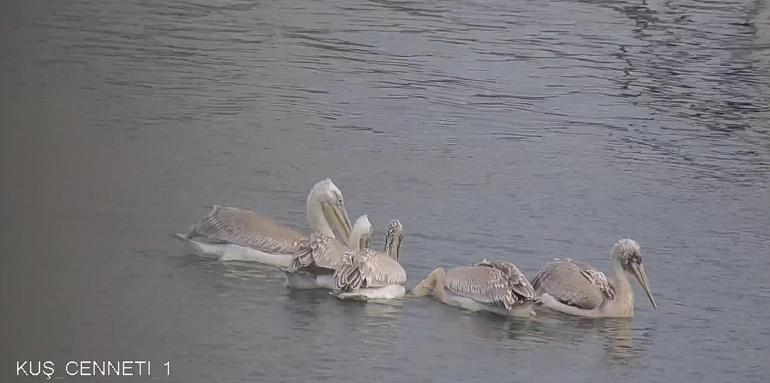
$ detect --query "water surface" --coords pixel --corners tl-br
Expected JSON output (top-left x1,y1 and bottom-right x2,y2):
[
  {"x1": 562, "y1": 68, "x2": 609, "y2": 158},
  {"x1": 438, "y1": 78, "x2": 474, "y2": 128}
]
[{"x1": 1, "y1": 0, "x2": 769, "y2": 381}]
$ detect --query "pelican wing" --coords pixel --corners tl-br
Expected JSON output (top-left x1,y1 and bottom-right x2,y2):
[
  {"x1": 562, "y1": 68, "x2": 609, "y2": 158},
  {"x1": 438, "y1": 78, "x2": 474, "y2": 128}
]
[
  {"x1": 572, "y1": 261, "x2": 615, "y2": 300},
  {"x1": 332, "y1": 252, "x2": 364, "y2": 292},
  {"x1": 287, "y1": 233, "x2": 348, "y2": 273},
  {"x1": 186, "y1": 206, "x2": 303, "y2": 254},
  {"x1": 444, "y1": 264, "x2": 526, "y2": 311},
  {"x1": 475, "y1": 260, "x2": 536, "y2": 302},
  {"x1": 531, "y1": 260, "x2": 611, "y2": 309},
  {"x1": 333, "y1": 249, "x2": 406, "y2": 293}
]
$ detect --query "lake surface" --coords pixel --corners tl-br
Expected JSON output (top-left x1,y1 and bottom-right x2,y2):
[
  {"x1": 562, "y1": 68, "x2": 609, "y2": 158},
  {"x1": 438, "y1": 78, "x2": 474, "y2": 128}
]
[{"x1": 1, "y1": 0, "x2": 769, "y2": 381}]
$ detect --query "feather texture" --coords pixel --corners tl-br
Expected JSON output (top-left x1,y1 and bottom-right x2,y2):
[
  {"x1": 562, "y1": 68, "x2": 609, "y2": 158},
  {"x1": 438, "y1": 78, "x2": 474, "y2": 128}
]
[
  {"x1": 531, "y1": 259, "x2": 615, "y2": 309},
  {"x1": 285, "y1": 232, "x2": 348, "y2": 273},
  {"x1": 444, "y1": 260, "x2": 535, "y2": 312},
  {"x1": 186, "y1": 206, "x2": 303, "y2": 254},
  {"x1": 333, "y1": 249, "x2": 407, "y2": 293}
]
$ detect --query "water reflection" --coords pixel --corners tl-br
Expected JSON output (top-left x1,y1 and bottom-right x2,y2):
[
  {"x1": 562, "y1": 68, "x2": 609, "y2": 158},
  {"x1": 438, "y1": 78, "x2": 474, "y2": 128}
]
[
  {"x1": 602, "y1": 319, "x2": 638, "y2": 363},
  {"x1": 421, "y1": 303, "x2": 645, "y2": 364},
  {"x1": 457, "y1": 310, "x2": 534, "y2": 342},
  {"x1": 531, "y1": 313, "x2": 644, "y2": 364},
  {"x1": 219, "y1": 261, "x2": 283, "y2": 282}
]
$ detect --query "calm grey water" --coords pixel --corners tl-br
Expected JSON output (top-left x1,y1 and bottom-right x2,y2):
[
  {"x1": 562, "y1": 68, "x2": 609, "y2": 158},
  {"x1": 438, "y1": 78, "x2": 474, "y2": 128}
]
[{"x1": 1, "y1": 0, "x2": 769, "y2": 381}]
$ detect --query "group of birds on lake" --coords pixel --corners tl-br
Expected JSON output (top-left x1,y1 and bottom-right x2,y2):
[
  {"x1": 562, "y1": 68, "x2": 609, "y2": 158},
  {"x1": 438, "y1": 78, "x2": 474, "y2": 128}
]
[{"x1": 175, "y1": 179, "x2": 657, "y2": 318}]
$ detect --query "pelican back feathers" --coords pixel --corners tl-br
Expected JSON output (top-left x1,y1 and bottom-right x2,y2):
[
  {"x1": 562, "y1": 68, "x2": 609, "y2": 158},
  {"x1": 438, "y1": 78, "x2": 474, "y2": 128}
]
[
  {"x1": 186, "y1": 206, "x2": 303, "y2": 254},
  {"x1": 444, "y1": 260, "x2": 536, "y2": 312},
  {"x1": 333, "y1": 249, "x2": 407, "y2": 293},
  {"x1": 286, "y1": 232, "x2": 347, "y2": 273},
  {"x1": 531, "y1": 259, "x2": 614, "y2": 310}
]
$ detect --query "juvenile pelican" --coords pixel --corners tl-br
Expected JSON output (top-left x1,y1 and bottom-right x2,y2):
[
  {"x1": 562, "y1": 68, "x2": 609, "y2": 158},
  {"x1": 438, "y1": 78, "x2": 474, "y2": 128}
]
[
  {"x1": 531, "y1": 238, "x2": 657, "y2": 318},
  {"x1": 333, "y1": 219, "x2": 407, "y2": 299},
  {"x1": 282, "y1": 214, "x2": 374, "y2": 289},
  {"x1": 175, "y1": 179, "x2": 352, "y2": 267},
  {"x1": 411, "y1": 260, "x2": 536, "y2": 317}
]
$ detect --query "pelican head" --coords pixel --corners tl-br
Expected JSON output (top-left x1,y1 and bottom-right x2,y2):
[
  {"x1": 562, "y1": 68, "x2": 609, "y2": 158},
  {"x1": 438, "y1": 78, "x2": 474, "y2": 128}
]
[
  {"x1": 384, "y1": 219, "x2": 403, "y2": 261},
  {"x1": 307, "y1": 179, "x2": 352, "y2": 244},
  {"x1": 612, "y1": 238, "x2": 657, "y2": 309},
  {"x1": 349, "y1": 215, "x2": 373, "y2": 251}
]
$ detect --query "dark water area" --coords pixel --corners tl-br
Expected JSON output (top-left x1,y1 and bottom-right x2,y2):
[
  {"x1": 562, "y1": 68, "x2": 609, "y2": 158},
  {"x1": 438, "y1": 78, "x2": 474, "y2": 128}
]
[{"x1": 1, "y1": 0, "x2": 769, "y2": 381}]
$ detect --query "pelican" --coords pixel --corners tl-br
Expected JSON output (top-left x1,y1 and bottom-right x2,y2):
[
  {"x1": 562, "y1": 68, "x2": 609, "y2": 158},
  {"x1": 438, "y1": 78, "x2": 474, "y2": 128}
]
[
  {"x1": 411, "y1": 260, "x2": 536, "y2": 317},
  {"x1": 174, "y1": 179, "x2": 352, "y2": 267},
  {"x1": 531, "y1": 238, "x2": 657, "y2": 318},
  {"x1": 281, "y1": 214, "x2": 374, "y2": 289},
  {"x1": 333, "y1": 218, "x2": 407, "y2": 300}
]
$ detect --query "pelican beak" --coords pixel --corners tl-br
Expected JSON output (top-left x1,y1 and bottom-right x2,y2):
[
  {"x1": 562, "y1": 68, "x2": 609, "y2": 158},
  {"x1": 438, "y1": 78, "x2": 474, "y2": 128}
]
[
  {"x1": 324, "y1": 201, "x2": 352, "y2": 244},
  {"x1": 630, "y1": 262, "x2": 657, "y2": 309}
]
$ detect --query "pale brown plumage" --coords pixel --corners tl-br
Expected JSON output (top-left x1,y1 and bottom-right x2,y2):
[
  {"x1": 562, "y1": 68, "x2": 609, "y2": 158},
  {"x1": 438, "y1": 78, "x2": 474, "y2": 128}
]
[
  {"x1": 333, "y1": 218, "x2": 406, "y2": 294},
  {"x1": 531, "y1": 259, "x2": 615, "y2": 310},
  {"x1": 444, "y1": 260, "x2": 535, "y2": 311},
  {"x1": 444, "y1": 260, "x2": 536, "y2": 312},
  {"x1": 185, "y1": 206, "x2": 304, "y2": 254},
  {"x1": 530, "y1": 239, "x2": 656, "y2": 318},
  {"x1": 283, "y1": 214, "x2": 374, "y2": 281},
  {"x1": 286, "y1": 232, "x2": 349, "y2": 273},
  {"x1": 333, "y1": 249, "x2": 407, "y2": 293}
]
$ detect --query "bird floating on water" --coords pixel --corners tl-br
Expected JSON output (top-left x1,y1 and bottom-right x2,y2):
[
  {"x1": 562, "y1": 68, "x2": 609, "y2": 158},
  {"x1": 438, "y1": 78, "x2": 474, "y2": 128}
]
[
  {"x1": 175, "y1": 179, "x2": 352, "y2": 267},
  {"x1": 281, "y1": 214, "x2": 375, "y2": 289},
  {"x1": 333, "y1": 218, "x2": 407, "y2": 300},
  {"x1": 531, "y1": 238, "x2": 657, "y2": 318},
  {"x1": 173, "y1": 179, "x2": 659, "y2": 321},
  {"x1": 411, "y1": 259, "x2": 537, "y2": 317}
]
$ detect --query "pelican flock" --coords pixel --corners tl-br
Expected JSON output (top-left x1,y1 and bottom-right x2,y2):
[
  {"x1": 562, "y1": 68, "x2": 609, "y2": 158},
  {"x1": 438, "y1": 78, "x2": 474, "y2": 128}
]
[{"x1": 175, "y1": 178, "x2": 657, "y2": 319}]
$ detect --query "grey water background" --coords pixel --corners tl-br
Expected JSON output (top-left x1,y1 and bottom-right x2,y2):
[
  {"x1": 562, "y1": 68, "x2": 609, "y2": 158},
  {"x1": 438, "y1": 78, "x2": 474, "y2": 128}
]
[{"x1": 1, "y1": 0, "x2": 769, "y2": 381}]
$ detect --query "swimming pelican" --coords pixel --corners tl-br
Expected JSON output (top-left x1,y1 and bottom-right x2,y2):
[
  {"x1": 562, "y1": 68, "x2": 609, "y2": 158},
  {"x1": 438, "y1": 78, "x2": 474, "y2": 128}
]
[
  {"x1": 411, "y1": 260, "x2": 536, "y2": 317},
  {"x1": 333, "y1": 218, "x2": 407, "y2": 299},
  {"x1": 282, "y1": 214, "x2": 374, "y2": 289},
  {"x1": 175, "y1": 179, "x2": 352, "y2": 267},
  {"x1": 531, "y1": 238, "x2": 657, "y2": 318}
]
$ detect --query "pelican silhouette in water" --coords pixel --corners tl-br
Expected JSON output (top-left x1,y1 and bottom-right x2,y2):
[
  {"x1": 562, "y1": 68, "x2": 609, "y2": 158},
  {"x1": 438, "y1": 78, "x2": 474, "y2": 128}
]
[
  {"x1": 175, "y1": 179, "x2": 352, "y2": 267},
  {"x1": 412, "y1": 260, "x2": 536, "y2": 317},
  {"x1": 333, "y1": 218, "x2": 406, "y2": 299},
  {"x1": 531, "y1": 238, "x2": 657, "y2": 318}
]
